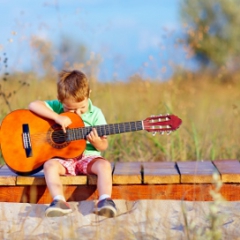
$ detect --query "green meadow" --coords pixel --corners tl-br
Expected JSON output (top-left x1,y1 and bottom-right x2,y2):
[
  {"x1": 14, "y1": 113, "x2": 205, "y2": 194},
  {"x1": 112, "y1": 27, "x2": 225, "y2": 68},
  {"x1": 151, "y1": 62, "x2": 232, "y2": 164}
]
[{"x1": 0, "y1": 71, "x2": 239, "y2": 164}]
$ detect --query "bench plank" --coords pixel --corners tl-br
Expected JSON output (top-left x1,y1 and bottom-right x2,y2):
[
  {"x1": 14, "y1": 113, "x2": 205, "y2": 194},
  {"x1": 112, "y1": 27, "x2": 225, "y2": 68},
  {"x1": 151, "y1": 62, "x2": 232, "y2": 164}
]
[
  {"x1": 142, "y1": 162, "x2": 180, "y2": 184},
  {"x1": 177, "y1": 161, "x2": 219, "y2": 183},
  {"x1": 0, "y1": 165, "x2": 17, "y2": 186},
  {"x1": 213, "y1": 159, "x2": 240, "y2": 183},
  {"x1": 17, "y1": 172, "x2": 87, "y2": 185},
  {"x1": 113, "y1": 162, "x2": 142, "y2": 184}
]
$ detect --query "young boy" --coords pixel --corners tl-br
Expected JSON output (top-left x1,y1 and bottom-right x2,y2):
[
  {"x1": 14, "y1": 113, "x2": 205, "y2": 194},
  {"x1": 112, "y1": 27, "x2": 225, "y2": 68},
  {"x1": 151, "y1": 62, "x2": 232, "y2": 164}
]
[{"x1": 28, "y1": 70, "x2": 117, "y2": 218}]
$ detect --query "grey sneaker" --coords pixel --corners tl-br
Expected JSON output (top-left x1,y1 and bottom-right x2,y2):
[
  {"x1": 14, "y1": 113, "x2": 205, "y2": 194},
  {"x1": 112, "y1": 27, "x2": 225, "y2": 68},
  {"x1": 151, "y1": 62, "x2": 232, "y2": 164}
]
[
  {"x1": 94, "y1": 198, "x2": 117, "y2": 218},
  {"x1": 45, "y1": 199, "x2": 72, "y2": 217}
]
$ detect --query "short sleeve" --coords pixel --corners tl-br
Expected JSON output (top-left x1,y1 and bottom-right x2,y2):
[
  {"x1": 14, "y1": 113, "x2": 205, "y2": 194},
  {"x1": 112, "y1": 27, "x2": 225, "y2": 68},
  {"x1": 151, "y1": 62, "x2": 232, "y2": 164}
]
[{"x1": 45, "y1": 100, "x2": 64, "y2": 114}]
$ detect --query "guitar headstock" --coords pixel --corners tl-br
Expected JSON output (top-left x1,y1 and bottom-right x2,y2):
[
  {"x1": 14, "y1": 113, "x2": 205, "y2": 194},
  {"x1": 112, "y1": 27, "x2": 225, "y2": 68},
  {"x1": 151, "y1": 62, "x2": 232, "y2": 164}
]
[{"x1": 143, "y1": 114, "x2": 182, "y2": 135}]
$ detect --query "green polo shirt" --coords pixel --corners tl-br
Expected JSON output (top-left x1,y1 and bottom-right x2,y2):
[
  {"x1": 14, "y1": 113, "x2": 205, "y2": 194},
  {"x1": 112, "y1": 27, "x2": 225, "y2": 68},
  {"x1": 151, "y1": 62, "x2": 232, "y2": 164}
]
[{"x1": 45, "y1": 98, "x2": 107, "y2": 156}]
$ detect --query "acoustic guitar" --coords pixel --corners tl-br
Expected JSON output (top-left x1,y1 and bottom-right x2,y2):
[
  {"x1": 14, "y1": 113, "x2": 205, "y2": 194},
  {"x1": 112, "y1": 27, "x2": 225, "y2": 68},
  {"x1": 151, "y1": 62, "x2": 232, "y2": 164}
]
[{"x1": 0, "y1": 109, "x2": 182, "y2": 175}]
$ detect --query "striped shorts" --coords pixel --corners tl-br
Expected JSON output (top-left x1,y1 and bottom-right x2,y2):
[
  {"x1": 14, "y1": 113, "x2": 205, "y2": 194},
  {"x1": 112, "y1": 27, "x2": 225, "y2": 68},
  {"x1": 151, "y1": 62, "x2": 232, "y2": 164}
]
[{"x1": 56, "y1": 154, "x2": 104, "y2": 176}]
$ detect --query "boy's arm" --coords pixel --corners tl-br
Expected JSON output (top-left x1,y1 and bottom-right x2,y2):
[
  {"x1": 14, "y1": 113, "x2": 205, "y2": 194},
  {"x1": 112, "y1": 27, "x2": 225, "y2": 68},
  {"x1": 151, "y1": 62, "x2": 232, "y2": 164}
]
[
  {"x1": 29, "y1": 100, "x2": 59, "y2": 120},
  {"x1": 28, "y1": 100, "x2": 72, "y2": 133}
]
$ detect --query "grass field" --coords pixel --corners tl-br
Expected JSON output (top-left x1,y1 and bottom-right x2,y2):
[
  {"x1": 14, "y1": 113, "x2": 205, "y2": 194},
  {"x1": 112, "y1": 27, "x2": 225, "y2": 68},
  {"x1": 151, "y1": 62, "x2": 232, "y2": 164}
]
[{"x1": 0, "y1": 71, "x2": 240, "y2": 164}]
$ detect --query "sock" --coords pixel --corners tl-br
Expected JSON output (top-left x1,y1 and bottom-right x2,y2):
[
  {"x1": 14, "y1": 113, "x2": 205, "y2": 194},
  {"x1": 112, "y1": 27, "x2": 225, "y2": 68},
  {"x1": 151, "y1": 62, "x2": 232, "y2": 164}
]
[
  {"x1": 53, "y1": 195, "x2": 66, "y2": 202},
  {"x1": 99, "y1": 194, "x2": 111, "y2": 202}
]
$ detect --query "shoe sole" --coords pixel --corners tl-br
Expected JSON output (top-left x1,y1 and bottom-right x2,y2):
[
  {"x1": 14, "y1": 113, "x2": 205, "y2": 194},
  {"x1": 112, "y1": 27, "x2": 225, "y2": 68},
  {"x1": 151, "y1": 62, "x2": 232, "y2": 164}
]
[
  {"x1": 45, "y1": 208, "x2": 73, "y2": 217},
  {"x1": 94, "y1": 206, "x2": 117, "y2": 218}
]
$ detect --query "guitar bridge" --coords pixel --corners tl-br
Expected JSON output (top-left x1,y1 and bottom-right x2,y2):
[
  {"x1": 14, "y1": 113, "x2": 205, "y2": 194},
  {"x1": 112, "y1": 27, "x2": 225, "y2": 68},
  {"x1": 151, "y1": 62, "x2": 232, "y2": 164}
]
[{"x1": 22, "y1": 124, "x2": 32, "y2": 157}]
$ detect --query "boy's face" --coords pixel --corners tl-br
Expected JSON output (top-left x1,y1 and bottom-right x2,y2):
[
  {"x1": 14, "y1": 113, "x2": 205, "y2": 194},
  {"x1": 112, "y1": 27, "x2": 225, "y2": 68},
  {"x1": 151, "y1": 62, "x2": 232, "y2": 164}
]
[{"x1": 62, "y1": 97, "x2": 89, "y2": 115}]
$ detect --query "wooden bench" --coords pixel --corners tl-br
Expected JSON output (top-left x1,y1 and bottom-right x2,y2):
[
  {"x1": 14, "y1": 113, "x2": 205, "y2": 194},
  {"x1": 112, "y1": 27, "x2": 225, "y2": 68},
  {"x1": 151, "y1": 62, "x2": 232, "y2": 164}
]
[{"x1": 0, "y1": 160, "x2": 240, "y2": 203}]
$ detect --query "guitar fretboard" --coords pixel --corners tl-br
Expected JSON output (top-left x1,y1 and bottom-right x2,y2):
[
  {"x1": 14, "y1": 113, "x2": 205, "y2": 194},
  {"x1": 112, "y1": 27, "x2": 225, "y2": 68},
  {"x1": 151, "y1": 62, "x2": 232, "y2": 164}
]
[{"x1": 66, "y1": 121, "x2": 143, "y2": 141}]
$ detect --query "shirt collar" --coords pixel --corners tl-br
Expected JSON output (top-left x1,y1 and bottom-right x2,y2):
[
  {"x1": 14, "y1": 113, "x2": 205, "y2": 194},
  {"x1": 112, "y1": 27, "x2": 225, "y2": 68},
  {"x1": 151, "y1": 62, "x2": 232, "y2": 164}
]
[{"x1": 87, "y1": 98, "x2": 93, "y2": 113}]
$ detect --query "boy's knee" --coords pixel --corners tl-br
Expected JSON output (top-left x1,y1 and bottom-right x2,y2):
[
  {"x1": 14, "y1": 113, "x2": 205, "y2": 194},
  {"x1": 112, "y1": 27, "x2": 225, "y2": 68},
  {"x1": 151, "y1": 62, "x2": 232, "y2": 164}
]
[
  {"x1": 44, "y1": 159, "x2": 57, "y2": 170},
  {"x1": 91, "y1": 159, "x2": 111, "y2": 173},
  {"x1": 99, "y1": 159, "x2": 111, "y2": 169}
]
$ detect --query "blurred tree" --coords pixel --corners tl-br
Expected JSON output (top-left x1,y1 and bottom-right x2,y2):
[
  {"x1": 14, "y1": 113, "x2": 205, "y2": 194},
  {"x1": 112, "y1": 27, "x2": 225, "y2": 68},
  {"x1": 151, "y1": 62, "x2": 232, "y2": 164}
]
[
  {"x1": 180, "y1": 0, "x2": 240, "y2": 71},
  {"x1": 55, "y1": 35, "x2": 87, "y2": 70},
  {"x1": 30, "y1": 35, "x2": 101, "y2": 82},
  {"x1": 56, "y1": 36, "x2": 102, "y2": 83},
  {"x1": 30, "y1": 36, "x2": 56, "y2": 76}
]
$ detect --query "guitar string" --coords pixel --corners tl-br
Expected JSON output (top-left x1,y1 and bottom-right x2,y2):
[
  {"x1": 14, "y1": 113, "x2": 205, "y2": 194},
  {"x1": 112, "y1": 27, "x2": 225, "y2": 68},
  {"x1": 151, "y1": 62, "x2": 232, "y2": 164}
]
[
  {"x1": 27, "y1": 120, "x2": 170, "y2": 142},
  {"x1": 28, "y1": 123, "x2": 144, "y2": 142}
]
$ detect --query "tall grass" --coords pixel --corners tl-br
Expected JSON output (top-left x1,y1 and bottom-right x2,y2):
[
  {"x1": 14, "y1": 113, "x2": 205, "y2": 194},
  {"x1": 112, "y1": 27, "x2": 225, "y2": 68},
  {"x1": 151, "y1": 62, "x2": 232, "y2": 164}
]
[
  {"x1": 182, "y1": 172, "x2": 226, "y2": 240},
  {"x1": 0, "y1": 72, "x2": 240, "y2": 164}
]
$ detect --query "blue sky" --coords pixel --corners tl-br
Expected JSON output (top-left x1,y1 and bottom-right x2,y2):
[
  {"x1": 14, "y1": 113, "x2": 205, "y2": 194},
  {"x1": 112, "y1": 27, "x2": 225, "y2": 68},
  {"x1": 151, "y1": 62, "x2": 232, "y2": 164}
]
[{"x1": 0, "y1": 0, "x2": 191, "y2": 81}]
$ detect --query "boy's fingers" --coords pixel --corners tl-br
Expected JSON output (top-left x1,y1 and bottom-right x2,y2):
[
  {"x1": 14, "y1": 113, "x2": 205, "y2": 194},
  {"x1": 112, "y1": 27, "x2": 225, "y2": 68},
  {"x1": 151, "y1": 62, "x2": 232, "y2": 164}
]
[
  {"x1": 62, "y1": 125, "x2": 66, "y2": 133},
  {"x1": 92, "y1": 128, "x2": 98, "y2": 136}
]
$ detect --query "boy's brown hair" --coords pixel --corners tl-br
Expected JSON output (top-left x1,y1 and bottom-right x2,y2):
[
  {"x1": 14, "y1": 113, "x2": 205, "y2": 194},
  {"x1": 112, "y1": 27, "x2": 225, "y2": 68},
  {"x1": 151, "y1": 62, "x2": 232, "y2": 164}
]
[{"x1": 57, "y1": 70, "x2": 90, "y2": 102}]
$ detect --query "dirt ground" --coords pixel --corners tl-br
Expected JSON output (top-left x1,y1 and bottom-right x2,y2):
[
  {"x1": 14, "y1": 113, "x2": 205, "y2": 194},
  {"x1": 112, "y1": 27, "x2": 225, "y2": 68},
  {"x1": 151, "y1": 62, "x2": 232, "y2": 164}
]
[{"x1": 0, "y1": 200, "x2": 240, "y2": 240}]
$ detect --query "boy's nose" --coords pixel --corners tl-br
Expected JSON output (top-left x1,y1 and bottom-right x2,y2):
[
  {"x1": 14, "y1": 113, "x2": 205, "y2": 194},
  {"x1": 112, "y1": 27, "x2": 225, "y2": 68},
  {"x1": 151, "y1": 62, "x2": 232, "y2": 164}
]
[{"x1": 75, "y1": 109, "x2": 81, "y2": 115}]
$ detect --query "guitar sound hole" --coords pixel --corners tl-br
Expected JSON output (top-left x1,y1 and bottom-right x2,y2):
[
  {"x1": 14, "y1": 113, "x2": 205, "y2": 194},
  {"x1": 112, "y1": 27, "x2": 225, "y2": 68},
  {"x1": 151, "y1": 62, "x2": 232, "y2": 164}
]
[
  {"x1": 52, "y1": 130, "x2": 66, "y2": 144},
  {"x1": 46, "y1": 124, "x2": 70, "y2": 149}
]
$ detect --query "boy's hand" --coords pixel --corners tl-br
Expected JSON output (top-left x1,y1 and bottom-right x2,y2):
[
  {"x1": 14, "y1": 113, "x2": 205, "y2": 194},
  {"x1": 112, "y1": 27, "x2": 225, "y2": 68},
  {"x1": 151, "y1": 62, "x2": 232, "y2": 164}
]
[
  {"x1": 55, "y1": 115, "x2": 72, "y2": 133},
  {"x1": 86, "y1": 128, "x2": 108, "y2": 151},
  {"x1": 86, "y1": 128, "x2": 102, "y2": 142}
]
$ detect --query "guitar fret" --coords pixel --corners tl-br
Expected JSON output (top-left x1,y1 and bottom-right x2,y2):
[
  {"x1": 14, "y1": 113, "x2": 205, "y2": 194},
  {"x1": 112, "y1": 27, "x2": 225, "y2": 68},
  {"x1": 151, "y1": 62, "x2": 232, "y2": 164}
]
[
  {"x1": 97, "y1": 126, "x2": 102, "y2": 136},
  {"x1": 122, "y1": 123, "x2": 126, "y2": 132},
  {"x1": 118, "y1": 123, "x2": 122, "y2": 133},
  {"x1": 131, "y1": 122, "x2": 136, "y2": 131},
  {"x1": 67, "y1": 129, "x2": 72, "y2": 141},
  {"x1": 70, "y1": 129, "x2": 74, "y2": 141},
  {"x1": 135, "y1": 121, "x2": 138, "y2": 131},
  {"x1": 99, "y1": 125, "x2": 106, "y2": 136},
  {"x1": 121, "y1": 123, "x2": 125, "y2": 133},
  {"x1": 105, "y1": 125, "x2": 110, "y2": 135},
  {"x1": 67, "y1": 129, "x2": 74, "y2": 141},
  {"x1": 73, "y1": 129, "x2": 76, "y2": 140},
  {"x1": 81, "y1": 127, "x2": 84, "y2": 139},
  {"x1": 77, "y1": 128, "x2": 80, "y2": 139},
  {"x1": 85, "y1": 127, "x2": 91, "y2": 138}
]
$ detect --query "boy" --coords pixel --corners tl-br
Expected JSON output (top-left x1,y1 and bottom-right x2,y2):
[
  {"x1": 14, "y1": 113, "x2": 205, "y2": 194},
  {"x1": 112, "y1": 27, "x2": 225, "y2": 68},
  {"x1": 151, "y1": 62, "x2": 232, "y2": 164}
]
[{"x1": 28, "y1": 70, "x2": 117, "y2": 218}]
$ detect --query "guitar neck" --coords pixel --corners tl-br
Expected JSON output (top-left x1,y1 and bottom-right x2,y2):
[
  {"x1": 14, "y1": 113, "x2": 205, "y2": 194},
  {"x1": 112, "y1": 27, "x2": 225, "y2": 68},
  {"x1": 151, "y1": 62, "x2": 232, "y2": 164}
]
[{"x1": 66, "y1": 120, "x2": 144, "y2": 141}]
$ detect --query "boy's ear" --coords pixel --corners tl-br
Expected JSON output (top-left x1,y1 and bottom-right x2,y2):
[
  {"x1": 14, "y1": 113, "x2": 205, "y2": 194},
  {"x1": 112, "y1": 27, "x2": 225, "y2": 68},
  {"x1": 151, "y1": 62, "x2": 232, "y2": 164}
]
[{"x1": 89, "y1": 89, "x2": 92, "y2": 97}]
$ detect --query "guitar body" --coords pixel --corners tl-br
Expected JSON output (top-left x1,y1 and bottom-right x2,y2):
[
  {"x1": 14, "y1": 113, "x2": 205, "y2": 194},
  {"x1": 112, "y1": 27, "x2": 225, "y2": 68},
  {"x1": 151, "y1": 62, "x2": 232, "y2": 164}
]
[{"x1": 0, "y1": 109, "x2": 86, "y2": 175}]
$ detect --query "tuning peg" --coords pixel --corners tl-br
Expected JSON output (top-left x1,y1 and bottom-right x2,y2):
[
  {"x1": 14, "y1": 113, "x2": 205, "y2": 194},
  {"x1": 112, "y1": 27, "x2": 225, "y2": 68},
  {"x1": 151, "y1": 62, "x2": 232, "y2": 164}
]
[
  {"x1": 166, "y1": 131, "x2": 172, "y2": 135},
  {"x1": 150, "y1": 115, "x2": 155, "y2": 122},
  {"x1": 160, "y1": 131, "x2": 164, "y2": 135},
  {"x1": 152, "y1": 132, "x2": 157, "y2": 136}
]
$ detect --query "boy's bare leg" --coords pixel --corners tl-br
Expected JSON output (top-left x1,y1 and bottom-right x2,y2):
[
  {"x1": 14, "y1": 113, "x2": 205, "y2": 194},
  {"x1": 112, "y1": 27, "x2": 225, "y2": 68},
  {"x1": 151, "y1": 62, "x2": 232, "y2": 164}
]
[
  {"x1": 90, "y1": 159, "x2": 112, "y2": 197},
  {"x1": 44, "y1": 159, "x2": 72, "y2": 217},
  {"x1": 90, "y1": 159, "x2": 117, "y2": 217},
  {"x1": 44, "y1": 159, "x2": 66, "y2": 198}
]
